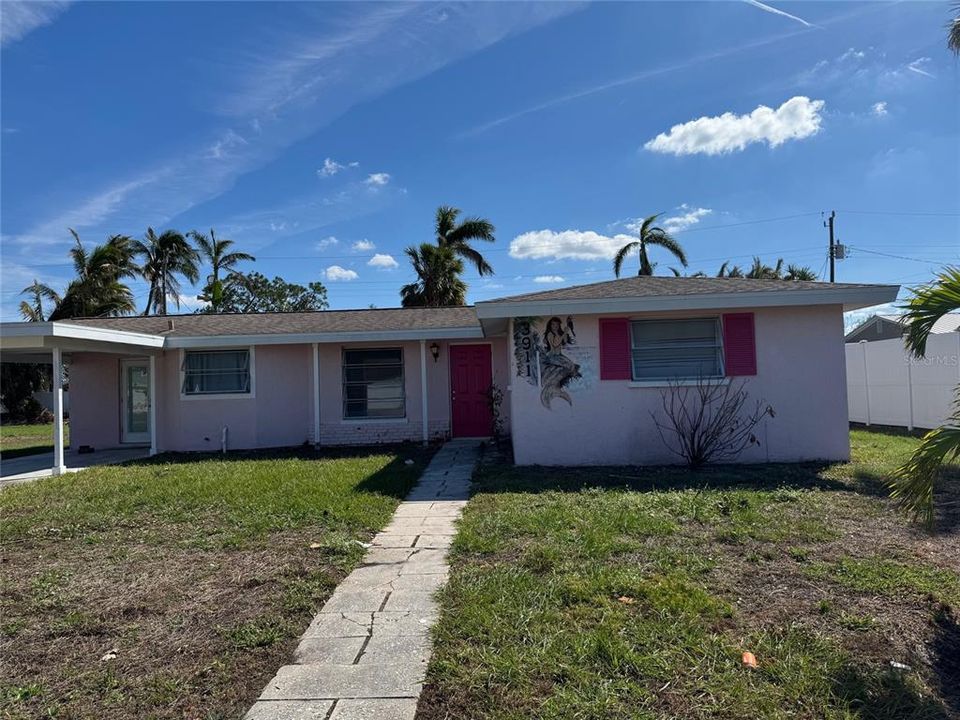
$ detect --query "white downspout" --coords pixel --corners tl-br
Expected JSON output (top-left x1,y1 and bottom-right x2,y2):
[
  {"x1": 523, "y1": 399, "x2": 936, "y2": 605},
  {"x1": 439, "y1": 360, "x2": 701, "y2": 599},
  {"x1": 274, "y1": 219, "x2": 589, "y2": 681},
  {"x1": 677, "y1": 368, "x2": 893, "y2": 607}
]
[
  {"x1": 420, "y1": 339, "x2": 429, "y2": 446},
  {"x1": 149, "y1": 354, "x2": 158, "y2": 455},
  {"x1": 313, "y1": 343, "x2": 321, "y2": 447},
  {"x1": 221, "y1": 425, "x2": 228, "y2": 454}
]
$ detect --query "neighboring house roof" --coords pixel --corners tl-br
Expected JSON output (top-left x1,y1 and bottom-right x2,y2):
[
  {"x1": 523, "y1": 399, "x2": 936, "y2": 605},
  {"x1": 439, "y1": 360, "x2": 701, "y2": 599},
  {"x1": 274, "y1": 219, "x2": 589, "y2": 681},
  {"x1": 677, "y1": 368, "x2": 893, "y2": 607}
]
[
  {"x1": 476, "y1": 276, "x2": 898, "y2": 318},
  {"x1": 845, "y1": 312, "x2": 960, "y2": 342}
]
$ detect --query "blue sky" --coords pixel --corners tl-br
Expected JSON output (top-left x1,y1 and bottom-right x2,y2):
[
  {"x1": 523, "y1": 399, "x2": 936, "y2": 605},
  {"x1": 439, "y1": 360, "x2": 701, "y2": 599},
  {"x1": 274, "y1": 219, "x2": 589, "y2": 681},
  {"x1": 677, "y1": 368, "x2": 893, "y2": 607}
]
[{"x1": 1, "y1": 1, "x2": 957, "y2": 324}]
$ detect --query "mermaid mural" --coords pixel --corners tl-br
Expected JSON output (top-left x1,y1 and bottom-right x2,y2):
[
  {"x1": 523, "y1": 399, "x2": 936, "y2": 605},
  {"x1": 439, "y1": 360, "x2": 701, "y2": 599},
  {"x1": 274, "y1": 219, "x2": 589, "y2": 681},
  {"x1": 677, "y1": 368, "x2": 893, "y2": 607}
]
[
  {"x1": 539, "y1": 316, "x2": 581, "y2": 408},
  {"x1": 513, "y1": 316, "x2": 587, "y2": 409}
]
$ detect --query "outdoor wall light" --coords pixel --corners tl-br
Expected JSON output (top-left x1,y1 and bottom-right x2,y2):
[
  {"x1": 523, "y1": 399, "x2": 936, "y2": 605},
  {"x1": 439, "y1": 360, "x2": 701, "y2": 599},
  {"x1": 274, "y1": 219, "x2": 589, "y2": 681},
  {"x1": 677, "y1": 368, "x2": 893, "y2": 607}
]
[{"x1": 430, "y1": 342, "x2": 440, "y2": 363}]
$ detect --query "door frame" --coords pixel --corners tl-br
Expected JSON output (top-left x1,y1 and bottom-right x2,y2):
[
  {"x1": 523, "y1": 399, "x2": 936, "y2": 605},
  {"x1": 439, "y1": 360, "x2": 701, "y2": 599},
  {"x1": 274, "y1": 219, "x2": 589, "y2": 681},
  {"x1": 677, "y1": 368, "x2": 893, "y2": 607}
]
[
  {"x1": 120, "y1": 358, "x2": 152, "y2": 445},
  {"x1": 448, "y1": 341, "x2": 495, "y2": 438}
]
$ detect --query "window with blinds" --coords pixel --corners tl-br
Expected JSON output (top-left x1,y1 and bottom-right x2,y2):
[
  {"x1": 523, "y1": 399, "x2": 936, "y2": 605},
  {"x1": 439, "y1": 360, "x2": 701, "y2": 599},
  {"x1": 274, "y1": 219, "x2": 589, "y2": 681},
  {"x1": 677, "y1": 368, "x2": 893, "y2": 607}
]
[
  {"x1": 630, "y1": 318, "x2": 723, "y2": 381},
  {"x1": 342, "y1": 348, "x2": 405, "y2": 419}
]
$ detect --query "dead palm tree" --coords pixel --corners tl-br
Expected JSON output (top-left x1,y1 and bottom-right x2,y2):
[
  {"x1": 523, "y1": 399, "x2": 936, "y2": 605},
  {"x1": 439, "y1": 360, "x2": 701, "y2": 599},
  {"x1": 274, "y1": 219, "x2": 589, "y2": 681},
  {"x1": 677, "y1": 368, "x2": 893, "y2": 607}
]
[
  {"x1": 888, "y1": 266, "x2": 960, "y2": 526},
  {"x1": 400, "y1": 243, "x2": 467, "y2": 307},
  {"x1": 613, "y1": 214, "x2": 687, "y2": 277},
  {"x1": 434, "y1": 206, "x2": 496, "y2": 277},
  {"x1": 133, "y1": 228, "x2": 200, "y2": 315},
  {"x1": 188, "y1": 228, "x2": 255, "y2": 313},
  {"x1": 19, "y1": 279, "x2": 60, "y2": 322}
]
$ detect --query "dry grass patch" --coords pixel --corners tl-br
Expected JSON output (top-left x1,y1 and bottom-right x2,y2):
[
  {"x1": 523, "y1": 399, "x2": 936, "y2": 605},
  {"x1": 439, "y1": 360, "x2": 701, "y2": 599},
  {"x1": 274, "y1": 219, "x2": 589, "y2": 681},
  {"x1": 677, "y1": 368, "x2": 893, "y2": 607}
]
[{"x1": 0, "y1": 444, "x2": 433, "y2": 719}]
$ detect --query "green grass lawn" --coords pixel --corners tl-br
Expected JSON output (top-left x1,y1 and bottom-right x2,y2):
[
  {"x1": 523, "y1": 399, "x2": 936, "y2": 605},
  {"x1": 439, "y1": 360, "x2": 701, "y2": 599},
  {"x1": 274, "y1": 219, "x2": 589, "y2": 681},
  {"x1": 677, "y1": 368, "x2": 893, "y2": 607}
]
[
  {"x1": 419, "y1": 429, "x2": 960, "y2": 720},
  {"x1": 0, "y1": 422, "x2": 68, "y2": 459},
  {"x1": 0, "y1": 445, "x2": 432, "y2": 719}
]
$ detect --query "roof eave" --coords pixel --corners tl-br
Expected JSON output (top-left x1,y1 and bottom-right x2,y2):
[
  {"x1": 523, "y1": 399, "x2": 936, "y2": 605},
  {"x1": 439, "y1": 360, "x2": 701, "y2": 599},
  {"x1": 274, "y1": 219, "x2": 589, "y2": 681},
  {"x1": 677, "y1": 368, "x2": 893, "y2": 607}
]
[
  {"x1": 475, "y1": 285, "x2": 901, "y2": 318},
  {"x1": 164, "y1": 325, "x2": 485, "y2": 348}
]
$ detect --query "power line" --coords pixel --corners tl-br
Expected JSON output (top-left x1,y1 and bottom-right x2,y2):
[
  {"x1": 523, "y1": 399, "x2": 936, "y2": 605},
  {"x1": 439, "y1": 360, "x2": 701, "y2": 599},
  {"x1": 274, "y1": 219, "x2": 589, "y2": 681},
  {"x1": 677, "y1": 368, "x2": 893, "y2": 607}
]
[
  {"x1": 837, "y1": 209, "x2": 960, "y2": 218},
  {"x1": 846, "y1": 246, "x2": 957, "y2": 264}
]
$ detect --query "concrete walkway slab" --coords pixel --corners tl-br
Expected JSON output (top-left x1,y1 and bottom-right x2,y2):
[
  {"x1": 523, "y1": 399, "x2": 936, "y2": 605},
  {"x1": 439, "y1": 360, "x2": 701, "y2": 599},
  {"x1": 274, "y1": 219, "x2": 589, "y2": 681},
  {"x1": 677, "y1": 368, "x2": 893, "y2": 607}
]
[{"x1": 245, "y1": 438, "x2": 481, "y2": 719}]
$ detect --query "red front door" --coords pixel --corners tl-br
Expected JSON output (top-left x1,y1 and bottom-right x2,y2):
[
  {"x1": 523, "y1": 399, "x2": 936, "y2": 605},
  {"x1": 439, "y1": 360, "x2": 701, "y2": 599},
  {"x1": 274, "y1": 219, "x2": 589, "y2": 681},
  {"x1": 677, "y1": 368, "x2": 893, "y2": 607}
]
[{"x1": 450, "y1": 344, "x2": 493, "y2": 438}]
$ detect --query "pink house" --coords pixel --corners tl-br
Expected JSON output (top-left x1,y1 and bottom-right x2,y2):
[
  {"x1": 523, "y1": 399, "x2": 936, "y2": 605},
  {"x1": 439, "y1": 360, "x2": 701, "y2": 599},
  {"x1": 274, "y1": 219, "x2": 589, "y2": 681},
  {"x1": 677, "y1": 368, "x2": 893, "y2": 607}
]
[{"x1": 0, "y1": 277, "x2": 898, "y2": 473}]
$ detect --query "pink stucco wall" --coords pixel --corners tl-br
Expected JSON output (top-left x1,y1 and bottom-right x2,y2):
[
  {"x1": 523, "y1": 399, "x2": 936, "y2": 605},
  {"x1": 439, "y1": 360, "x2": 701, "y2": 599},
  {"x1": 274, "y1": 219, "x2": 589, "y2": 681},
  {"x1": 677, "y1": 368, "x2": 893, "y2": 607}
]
[
  {"x1": 508, "y1": 305, "x2": 850, "y2": 466},
  {"x1": 68, "y1": 352, "x2": 122, "y2": 450},
  {"x1": 67, "y1": 338, "x2": 511, "y2": 453}
]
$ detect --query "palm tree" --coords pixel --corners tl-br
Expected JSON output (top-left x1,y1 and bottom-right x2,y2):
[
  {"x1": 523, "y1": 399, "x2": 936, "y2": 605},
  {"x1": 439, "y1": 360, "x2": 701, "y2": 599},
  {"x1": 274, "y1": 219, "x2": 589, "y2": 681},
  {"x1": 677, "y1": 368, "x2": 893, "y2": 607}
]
[
  {"x1": 613, "y1": 214, "x2": 687, "y2": 277},
  {"x1": 717, "y1": 261, "x2": 744, "y2": 278},
  {"x1": 888, "y1": 266, "x2": 960, "y2": 526},
  {"x1": 745, "y1": 256, "x2": 784, "y2": 279},
  {"x1": 133, "y1": 228, "x2": 200, "y2": 315},
  {"x1": 19, "y1": 279, "x2": 60, "y2": 322},
  {"x1": 949, "y1": 4, "x2": 960, "y2": 54},
  {"x1": 434, "y1": 206, "x2": 496, "y2": 277},
  {"x1": 189, "y1": 228, "x2": 255, "y2": 313},
  {"x1": 400, "y1": 243, "x2": 467, "y2": 307},
  {"x1": 783, "y1": 264, "x2": 818, "y2": 281},
  {"x1": 47, "y1": 230, "x2": 138, "y2": 320}
]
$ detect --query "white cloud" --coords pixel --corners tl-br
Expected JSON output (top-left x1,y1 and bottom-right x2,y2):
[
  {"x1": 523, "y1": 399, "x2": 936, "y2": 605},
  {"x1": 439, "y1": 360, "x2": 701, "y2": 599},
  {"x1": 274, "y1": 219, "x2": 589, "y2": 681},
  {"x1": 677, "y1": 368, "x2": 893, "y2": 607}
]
[
  {"x1": 906, "y1": 57, "x2": 934, "y2": 79},
  {"x1": 533, "y1": 275, "x2": 565, "y2": 284},
  {"x1": 318, "y1": 158, "x2": 345, "y2": 177},
  {"x1": 1, "y1": 1, "x2": 71, "y2": 46},
  {"x1": 743, "y1": 0, "x2": 816, "y2": 28},
  {"x1": 368, "y1": 253, "x2": 399, "y2": 269},
  {"x1": 510, "y1": 229, "x2": 633, "y2": 261},
  {"x1": 656, "y1": 205, "x2": 713, "y2": 233},
  {"x1": 325, "y1": 265, "x2": 359, "y2": 281},
  {"x1": 352, "y1": 239, "x2": 375, "y2": 252},
  {"x1": 316, "y1": 236, "x2": 339, "y2": 249},
  {"x1": 364, "y1": 172, "x2": 391, "y2": 187},
  {"x1": 644, "y1": 96, "x2": 825, "y2": 156},
  {"x1": 206, "y1": 129, "x2": 249, "y2": 160},
  {"x1": 871, "y1": 101, "x2": 888, "y2": 117}
]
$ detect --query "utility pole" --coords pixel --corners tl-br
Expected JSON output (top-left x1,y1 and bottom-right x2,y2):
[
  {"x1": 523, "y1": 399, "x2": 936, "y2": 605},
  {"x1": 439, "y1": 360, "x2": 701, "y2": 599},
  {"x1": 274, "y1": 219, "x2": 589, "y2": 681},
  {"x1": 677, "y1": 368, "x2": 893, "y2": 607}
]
[{"x1": 826, "y1": 210, "x2": 836, "y2": 283}]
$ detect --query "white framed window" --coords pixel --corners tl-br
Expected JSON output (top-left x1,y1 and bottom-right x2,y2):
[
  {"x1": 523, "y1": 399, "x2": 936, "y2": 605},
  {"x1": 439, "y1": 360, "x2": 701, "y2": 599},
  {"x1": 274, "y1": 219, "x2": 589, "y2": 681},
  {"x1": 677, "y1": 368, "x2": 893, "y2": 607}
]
[
  {"x1": 181, "y1": 349, "x2": 252, "y2": 396},
  {"x1": 342, "y1": 347, "x2": 405, "y2": 419},
  {"x1": 630, "y1": 318, "x2": 723, "y2": 381}
]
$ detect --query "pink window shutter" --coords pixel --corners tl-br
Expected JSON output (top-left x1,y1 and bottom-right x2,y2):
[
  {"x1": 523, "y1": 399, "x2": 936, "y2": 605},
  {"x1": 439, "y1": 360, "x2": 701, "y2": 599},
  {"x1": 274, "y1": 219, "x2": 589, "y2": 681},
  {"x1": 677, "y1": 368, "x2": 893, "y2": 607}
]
[
  {"x1": 723, "y1": 313, "x2": 757, "y2": 376},
  {"x1": 600, "y1": 318, "x2": 631, "y2": 380}
]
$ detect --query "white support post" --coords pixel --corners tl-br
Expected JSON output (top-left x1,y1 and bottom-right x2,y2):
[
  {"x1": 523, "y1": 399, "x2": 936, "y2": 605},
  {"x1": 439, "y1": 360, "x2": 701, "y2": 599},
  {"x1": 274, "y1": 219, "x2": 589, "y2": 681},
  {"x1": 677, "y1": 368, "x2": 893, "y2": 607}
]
[
  {"x1": 420, "y1": 339, "x2": 429, "y2": 446},
  {"x1": 312, "y1": 343, "x2": 321, "y2": 447},
  {"x1": 149, "y1": 354, "x2": 158, "y2": 455},
  {"x1": 52, "y1": 347, "x2": 66, "y2": 475}
]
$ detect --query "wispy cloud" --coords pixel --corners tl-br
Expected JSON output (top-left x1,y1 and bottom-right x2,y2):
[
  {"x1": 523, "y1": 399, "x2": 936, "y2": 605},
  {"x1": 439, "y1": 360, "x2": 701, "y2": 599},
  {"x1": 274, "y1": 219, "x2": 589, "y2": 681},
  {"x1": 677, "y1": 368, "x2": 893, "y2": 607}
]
[
  {"x1": 364, "y1": 172, "x2": 391, "y2": 187},
  {"x1": 533, "y1": 275, "x2": 565, "y2": 284},
  {"x1": 796, "y1": 47, "x2": 938, "y2": 90},
  {"x1": 906, "y1": 57, "x2": 934, "y2": 78},
  {"x1": 318, "y1": 157, "x2": 359, "y2": 178},
  {"x1": 352, "y1": 239, "x2": 375, "y2": 252},
  {"x1": 1, "y1": 0, "x2": 71, "y2": 46},
  {"x1": 657, "y1": 206, "x2": 713, "y2": 233},
  {"x1": 743, "y1": 0, "x2": 817, "y2": 28},
  {"x1": 2, "y1": 3, "x2": 577, "y2": 279},
  {"x1": 871, "y1": 101, "x2": 888, "y2": 117},
  {"x1": 316, "y1": 236, "x2": 339, "y2": 250},
  {"x1": 644, "y1": 96, "x2": 825, "y2": 156}
]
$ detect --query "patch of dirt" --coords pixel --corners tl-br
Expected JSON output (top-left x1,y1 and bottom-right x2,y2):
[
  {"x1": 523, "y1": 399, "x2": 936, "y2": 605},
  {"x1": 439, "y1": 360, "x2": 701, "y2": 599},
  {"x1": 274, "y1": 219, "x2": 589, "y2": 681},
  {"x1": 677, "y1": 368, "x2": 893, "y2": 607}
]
[{"x1": 0, "y1": 529, "x2": 348, "y2": 719}]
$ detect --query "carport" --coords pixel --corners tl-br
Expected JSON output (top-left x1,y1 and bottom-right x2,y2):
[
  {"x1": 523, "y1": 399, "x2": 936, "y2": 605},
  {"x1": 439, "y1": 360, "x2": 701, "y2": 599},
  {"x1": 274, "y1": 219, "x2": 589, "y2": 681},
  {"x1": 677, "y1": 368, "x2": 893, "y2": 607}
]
[{"x1": 0, "y1": 321, "x2": 164, "y2": 477}]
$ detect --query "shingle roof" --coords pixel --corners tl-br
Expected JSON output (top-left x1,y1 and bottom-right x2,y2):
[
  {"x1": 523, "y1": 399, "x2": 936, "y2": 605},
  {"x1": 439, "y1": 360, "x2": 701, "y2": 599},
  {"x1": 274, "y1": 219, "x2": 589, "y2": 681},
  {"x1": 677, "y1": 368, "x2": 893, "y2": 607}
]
[
  {"x1": 63, "y1": 306, "x2": 480, "y2": 338},
  {"x1": 478, "y1": 276, "x2": 885, "y2": 305}
]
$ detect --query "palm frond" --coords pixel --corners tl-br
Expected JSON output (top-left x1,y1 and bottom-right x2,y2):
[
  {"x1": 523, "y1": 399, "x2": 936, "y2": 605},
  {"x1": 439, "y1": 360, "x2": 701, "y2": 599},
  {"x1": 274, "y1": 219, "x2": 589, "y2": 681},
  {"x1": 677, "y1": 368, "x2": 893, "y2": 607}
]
[
  {"x1": 645, "y1": 230, "x2": 688, "y2": 267},
  {"x1": 888, "y1": 421, "x2": 960, "y2": 527},
  {"x1": 613, "y1": 241, "x2": 639, "y2": 278},
  {"x1": 446, "y1": 218, "x2": 495, "y2": 245},
  {"x1": 901, "y1": 266, "x2": 960, "y2": 358},
  {"x1": 949, "y1": 5, "x2": 960, "y2": 54}
]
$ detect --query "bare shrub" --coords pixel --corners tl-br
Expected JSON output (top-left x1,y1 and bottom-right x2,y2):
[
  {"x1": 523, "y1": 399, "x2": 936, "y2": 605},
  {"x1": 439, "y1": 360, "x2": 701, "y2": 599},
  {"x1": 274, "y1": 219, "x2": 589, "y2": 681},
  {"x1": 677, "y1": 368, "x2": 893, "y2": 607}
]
[{"x1": 651, "y1": 377, "x2": 774, "y2": 468}]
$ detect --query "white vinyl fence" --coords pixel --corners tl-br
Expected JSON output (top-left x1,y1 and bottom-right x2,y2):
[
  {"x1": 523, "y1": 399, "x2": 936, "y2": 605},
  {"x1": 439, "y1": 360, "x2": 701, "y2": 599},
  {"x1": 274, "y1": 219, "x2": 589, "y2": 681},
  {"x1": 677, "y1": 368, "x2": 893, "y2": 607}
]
[{"x1": 846, "y1": 333, "x2": 960, "y2": 430}]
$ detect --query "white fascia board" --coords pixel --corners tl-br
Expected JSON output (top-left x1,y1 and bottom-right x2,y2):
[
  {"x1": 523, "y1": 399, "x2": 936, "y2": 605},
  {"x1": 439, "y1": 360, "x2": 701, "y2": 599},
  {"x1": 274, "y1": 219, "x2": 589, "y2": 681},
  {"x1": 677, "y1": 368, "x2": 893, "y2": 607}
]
[
  {"x1": 166, "y1": 325, "x2": 485, "y2": 348},
  {"x1": 0, "y1": 322, "x2": 164, "y2": 348},
  {"x1": 475, "y1": 285, "x2": 900, "y2": 318}
]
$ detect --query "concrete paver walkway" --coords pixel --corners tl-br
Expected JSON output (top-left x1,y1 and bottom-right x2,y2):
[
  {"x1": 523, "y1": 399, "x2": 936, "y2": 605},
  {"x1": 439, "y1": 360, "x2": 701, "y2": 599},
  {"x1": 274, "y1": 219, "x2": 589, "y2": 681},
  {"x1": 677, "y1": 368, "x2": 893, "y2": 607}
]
[{"x1": 246, "y1": 438, "x2": 481, "y2": 720}]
